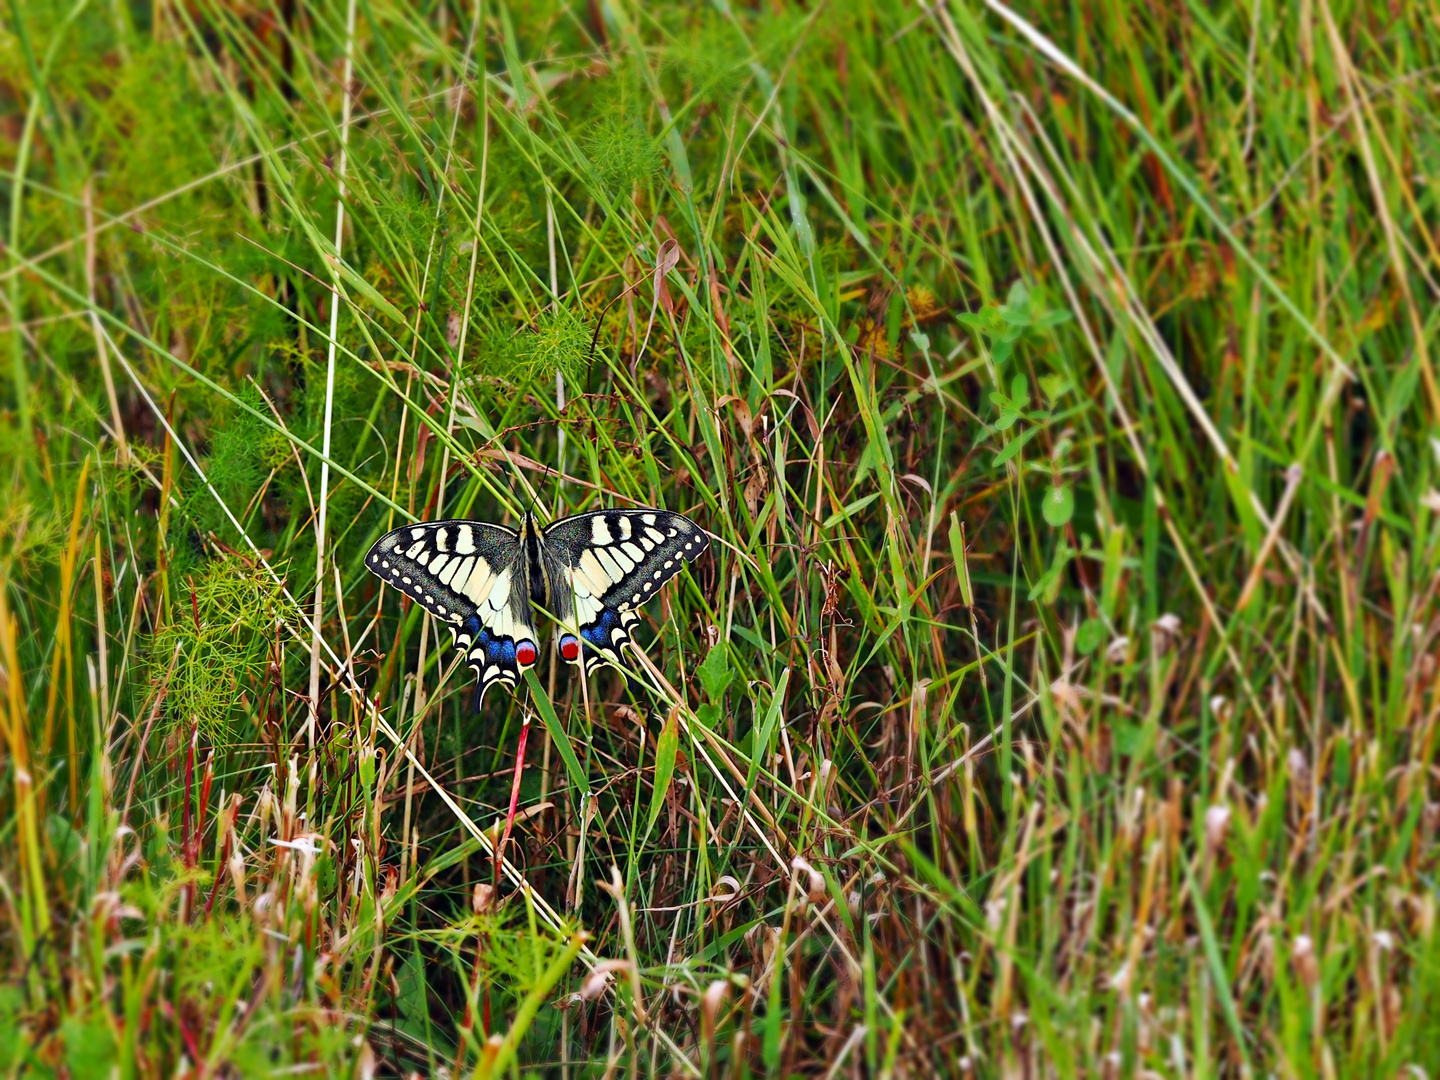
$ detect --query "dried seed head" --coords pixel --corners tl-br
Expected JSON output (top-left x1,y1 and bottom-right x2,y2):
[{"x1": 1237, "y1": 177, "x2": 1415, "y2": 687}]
[
  {"x1": 228, "y1": 850, "x2": 248, "y2": 906},
  {"x1": 473, "y1": 883, "x2": 495, "y2": 914},
  {"x1": 985, "y1": 896, "x2": 1008, "y2": 931},
  {"x1": 1151, "y1": 613, "x2": 1183, "y2": 654},
  {"x1": 1292, "y1": 934, "x2": 1319, "y2": 988},
  {"x1": 579, "y1": 969, "x2": 615, "y2": 1001},
  {"x1": 701, "y1": 979, "x2": 729, "y2": 1043},
  {"x1": 611, "y1": 705, "x2": 643, "y2": 729},
  {"x1": 1287, "y1": 748, "x2": 1311, "y2": 791},
  {"x1": 1204, "y1": 805, "x2": 1231, "y2": 853},
  {"x1": 1105, "y1": 636, "x2": 1131, "y2": 664},
  {"x1": 792, "y1": 857, "x2": 826, "y2": 904},
  {"x1": 1109, "y1": 961, "x2": 1132, "y2": 996}
]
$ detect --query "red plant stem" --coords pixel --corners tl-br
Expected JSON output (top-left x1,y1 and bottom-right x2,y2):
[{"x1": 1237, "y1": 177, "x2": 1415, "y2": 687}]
[
  {"x1": 494, "y1": 712, "x2": 531, "y2": 888},
  {"x1": 162, "y1": 1000, "x2": 203, "y2": 1066},
  {"x1": 196, "y1": 751, "x2": 213, "y2": 857},
  {"x1": 182, "y1": 725, "x2": 197, "y2": 869},
  {"x1": 457, "y1": 939, "x2": 489, "y2": 1060}
]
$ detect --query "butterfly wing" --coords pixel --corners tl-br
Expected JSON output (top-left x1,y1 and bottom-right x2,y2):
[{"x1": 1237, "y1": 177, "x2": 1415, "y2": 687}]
[
  {"x1": 542, "y1": 508, "x2": 709, "y2": 675},
  {"x1": 365, "y1": 520, "x2": 539, "y2": 699}
]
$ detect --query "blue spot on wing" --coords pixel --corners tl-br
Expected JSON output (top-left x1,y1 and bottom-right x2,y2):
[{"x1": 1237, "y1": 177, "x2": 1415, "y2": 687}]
[
  {"x1": 580, "y1": 607, "x2": 621, "y2": 647},
  {"x1": 468, "y1": 624, "x2": 518, "y2": 676}
]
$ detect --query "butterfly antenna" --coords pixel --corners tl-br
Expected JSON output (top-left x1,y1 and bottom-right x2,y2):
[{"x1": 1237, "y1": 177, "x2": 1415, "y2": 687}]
[{"x1": 494, "y1": 702, "x2": 533, "y2": 887}]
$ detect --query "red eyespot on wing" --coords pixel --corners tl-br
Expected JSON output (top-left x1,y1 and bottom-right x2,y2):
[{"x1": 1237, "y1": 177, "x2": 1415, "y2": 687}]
[
  {"x1": 515, "y1": 640, "x2": 538, "y2": 667},
  {"x1": 560, "y1": 635, "x2": 580, "y2": 662}
]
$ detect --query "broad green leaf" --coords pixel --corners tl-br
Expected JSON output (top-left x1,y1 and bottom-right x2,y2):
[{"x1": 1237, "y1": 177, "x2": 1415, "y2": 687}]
[
  {"x1": 1042, "y1": 484, "x2": 1075, "y2": 527},
  {"x1": 645, "y1": 707, "x2": 680, "y2": 840},
  {"x1": 822, "y1": 490, "x2": 882, "y2": 529},
  {"x1": 948, "y1": 512, "x2": 973, "y2": 607},
  {"x1": 992, "y1": 424, "x2": 1039, "y2": 466},
  {"x1": 697, "y1": 641, "x2": 734, "y2": 700},
  {"x1": 1004, "y1": 278, "x2": 1030, "y2": 317},
  {"x1": 321, "y1": 252, "x2": 405, "y2": 323},
  {"x1": 1076, "y1": 617, "x2": 1105, "y2": 655},
  {"x1": 1027, "y1": 546, "x2": 1072, "y2": 603}
]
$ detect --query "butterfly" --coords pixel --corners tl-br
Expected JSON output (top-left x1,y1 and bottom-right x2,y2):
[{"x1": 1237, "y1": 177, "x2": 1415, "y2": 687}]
[{"x1": 365, "y1": 506, "x2": 709, "y2": 707}]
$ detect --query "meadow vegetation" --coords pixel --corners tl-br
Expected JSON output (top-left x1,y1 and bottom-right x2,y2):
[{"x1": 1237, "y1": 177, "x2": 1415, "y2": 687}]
[{"x1": 1, "y1": 0, "x2": 1438, "y2": 1075}]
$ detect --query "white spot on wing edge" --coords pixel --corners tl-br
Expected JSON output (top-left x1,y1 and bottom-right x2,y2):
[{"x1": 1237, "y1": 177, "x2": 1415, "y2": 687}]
[{"x1": 591, "y1": 516, "x2": 614, "y2": 545}]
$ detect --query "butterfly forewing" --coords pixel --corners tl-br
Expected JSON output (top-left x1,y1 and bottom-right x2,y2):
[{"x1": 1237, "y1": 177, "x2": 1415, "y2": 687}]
[
  {"x1": 542, "y1": 509, "x2": 709, "y2": 674},
  {"x1": 365, "y1": 521, "x2": 538, "y2": 695}
]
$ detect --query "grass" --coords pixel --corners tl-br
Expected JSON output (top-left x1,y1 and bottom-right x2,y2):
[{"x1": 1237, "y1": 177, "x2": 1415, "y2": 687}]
[{"x1": 1, "y1": 0, "x2": 1438, "y2": 1074}]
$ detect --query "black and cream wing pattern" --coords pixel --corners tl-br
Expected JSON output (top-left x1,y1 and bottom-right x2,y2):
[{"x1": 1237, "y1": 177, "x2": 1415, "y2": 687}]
[
  {"x1": 365, "y1": 521, "x2": 540, "y2": 699},
  {"x1": 364, "y1": 506, "x2": 709, "y2": 703},
  {"x1": 543, "y1": 509, "x2": 709, "y2": 675}
]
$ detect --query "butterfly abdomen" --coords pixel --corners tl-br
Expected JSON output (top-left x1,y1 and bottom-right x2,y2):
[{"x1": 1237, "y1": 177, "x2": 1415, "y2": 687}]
[{"x1": 520, "y1": 511, "x2": 551, "y2": 610}]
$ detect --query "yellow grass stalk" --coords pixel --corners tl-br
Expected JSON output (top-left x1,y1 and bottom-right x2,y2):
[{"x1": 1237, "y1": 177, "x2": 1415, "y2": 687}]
[
  {"x1": 41, "y1": 453, "x2": 91, "y2": 812},
  {"x1": 0, "y1": 565, "x2": 51, "y2": 967}
]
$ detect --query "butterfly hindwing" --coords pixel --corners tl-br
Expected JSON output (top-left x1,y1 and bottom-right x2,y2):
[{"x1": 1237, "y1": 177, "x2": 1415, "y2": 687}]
[
  {"x1": 365, "y1": 521, "x2": 539, "y2": 697},
  {"x1": 542, "y1": 509, "x2": 709, "y2": 674}
]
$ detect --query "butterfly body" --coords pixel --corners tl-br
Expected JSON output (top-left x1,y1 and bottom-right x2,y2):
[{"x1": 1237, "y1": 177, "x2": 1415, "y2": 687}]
[{"x1": 366, "y1": 506, "x2": 707, "y2": 706}]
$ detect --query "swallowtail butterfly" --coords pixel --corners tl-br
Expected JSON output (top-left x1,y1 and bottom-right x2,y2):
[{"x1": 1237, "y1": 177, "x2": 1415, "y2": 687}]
[{"x1": 365, "y1": 507, "x2": 708, "y2": 707}]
